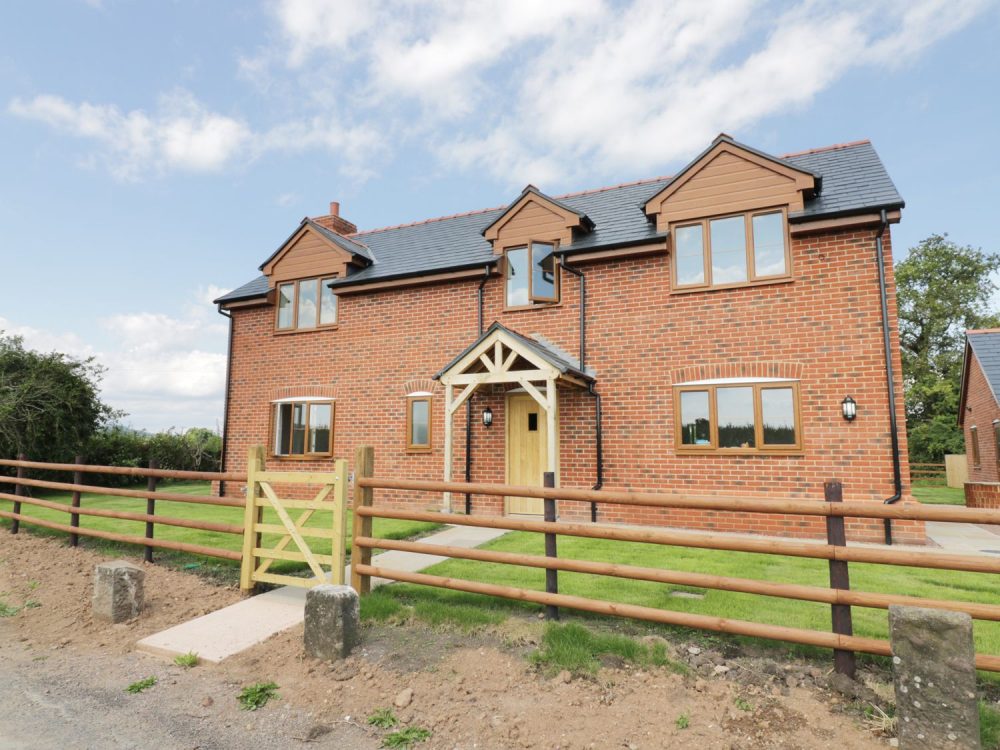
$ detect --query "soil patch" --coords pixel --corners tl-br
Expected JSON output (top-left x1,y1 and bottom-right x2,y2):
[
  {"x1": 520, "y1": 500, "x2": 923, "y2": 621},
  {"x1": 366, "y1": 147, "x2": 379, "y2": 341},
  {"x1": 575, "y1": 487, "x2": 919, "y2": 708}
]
[{"x1": 1, "y1": 531, "x2": 890, "y2": 749}]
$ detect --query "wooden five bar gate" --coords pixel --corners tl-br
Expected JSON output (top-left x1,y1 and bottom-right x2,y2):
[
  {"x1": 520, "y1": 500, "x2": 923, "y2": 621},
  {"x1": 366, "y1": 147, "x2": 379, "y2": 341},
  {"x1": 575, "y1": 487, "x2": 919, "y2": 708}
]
[{"x1": 240, "y1": 447, "x2": 348, "y2": 590}]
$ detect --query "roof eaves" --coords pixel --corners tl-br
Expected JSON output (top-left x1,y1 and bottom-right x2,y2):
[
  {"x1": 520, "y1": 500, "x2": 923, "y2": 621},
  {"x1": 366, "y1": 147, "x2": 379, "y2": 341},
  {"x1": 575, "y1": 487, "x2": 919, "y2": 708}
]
[
  {"x1": 787, "y1": 199, "x2": 906, "y2": 223},
  {"x1": 328, "y1": 259, "x2": 498, "y2": 290}
]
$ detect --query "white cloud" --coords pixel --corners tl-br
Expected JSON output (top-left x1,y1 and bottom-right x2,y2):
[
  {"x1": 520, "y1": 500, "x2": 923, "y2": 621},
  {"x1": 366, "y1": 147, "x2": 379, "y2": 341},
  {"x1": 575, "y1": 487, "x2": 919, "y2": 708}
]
[
  {"x1": 262, "y1": 0, "x2": 989, "y2": 185},
  {"x1": 0, "y1": 286, "x2": 228, "y2": 431},
  {"x1": 9, "y1": 0, "x2": 990, "y2": 186},
  {"x1": 8, "y1": 91, "x2": 251, "y2": 180},
  {"x1": 9, "y1": 89, "x2": 385, "y2": 182}
]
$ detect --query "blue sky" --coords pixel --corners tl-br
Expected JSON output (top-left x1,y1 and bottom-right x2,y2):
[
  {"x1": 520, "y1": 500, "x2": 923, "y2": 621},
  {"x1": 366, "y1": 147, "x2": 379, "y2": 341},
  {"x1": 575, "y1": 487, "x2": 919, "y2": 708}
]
[{"x1": 2, "y1": 0, "x2": 999, "y2": 432}]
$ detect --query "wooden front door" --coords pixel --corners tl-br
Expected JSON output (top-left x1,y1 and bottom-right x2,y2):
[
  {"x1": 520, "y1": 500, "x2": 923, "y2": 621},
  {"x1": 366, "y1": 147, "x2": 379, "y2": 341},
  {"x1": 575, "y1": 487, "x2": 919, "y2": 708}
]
[{"x1": 505, "y1": 393, "x2": 551, "y2": 515}]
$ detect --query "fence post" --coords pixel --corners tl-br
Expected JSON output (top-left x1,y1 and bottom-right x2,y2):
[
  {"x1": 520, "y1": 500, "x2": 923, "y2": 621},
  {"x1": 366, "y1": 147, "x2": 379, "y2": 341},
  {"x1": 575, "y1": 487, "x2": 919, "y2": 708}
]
[
  {"x1": 70, "y1": 454, "x2": 84, "y2": 546},
  {"x1": 239, "y1": 447, "x2": 265, "y2": 592},
  {"x1": 825, "y1": 480, "x2": 855, "y2": 677},
  {"x1": 11, "y1": 453, "x2": 27, "y2": 534},
  {"x1": 351, "y1": 446, "x2": 375, "y2": 595},
  {"x1": 543, "y1": 471, "x2": 559, "y2": 621},
  {"x1": 143, "y1": 459, "x2": 159, "y2": 563}
]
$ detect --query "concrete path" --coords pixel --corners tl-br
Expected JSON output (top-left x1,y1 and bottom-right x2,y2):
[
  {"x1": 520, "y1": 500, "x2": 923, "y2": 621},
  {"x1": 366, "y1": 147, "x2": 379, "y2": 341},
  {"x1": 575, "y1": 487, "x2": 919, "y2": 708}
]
[
  {"x1": 925, "y1": 521, "x2": 1000, "y2": 556},
  {"x1": 136, "y1": 524, "x2": 505, "y2": 663}
]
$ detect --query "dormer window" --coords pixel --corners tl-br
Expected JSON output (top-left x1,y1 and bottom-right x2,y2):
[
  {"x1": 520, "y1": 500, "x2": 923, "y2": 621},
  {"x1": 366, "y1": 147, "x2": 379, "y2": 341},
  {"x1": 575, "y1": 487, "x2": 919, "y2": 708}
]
[
  {"x1": 276, "y1": 277, "x2": 338, "y2": 331},
  {"x1": 672, "y1": 209, "x2": 790, "y2": 291},
  {"x1": 506, "y1": 242, "x2": 559, "y2": 308}
]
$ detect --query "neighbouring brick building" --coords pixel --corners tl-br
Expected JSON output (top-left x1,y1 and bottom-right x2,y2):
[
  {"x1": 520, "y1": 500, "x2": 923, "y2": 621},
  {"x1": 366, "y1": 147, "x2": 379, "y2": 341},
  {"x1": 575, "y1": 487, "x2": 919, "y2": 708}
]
[
  {"x1": 215, "y1": 134, "x2": 921, "y2": 544},
  {"x1": 959, "y1": 329, "x2": 1000, "y2": 509}
]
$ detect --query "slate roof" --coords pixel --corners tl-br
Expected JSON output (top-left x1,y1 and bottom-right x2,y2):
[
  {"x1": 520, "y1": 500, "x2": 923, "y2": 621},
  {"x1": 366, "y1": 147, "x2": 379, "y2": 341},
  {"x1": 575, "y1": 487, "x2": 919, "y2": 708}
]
[
  {"x1": 215, "y1": 140, "x2": 903, "y2": 304},
  {"x1": 967, "y1": 331, "x2": 1000, "y2": 405},
  {"x1": 434, "y1": 321, "x2": 594, "y2": 383}
]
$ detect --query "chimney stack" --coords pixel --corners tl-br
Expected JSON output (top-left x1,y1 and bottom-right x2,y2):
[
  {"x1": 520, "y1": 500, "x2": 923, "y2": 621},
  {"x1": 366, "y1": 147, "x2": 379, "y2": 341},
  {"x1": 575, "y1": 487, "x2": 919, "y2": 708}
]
[{"x1": 312, "y1": 200, "x2": 356, "y2": 236}]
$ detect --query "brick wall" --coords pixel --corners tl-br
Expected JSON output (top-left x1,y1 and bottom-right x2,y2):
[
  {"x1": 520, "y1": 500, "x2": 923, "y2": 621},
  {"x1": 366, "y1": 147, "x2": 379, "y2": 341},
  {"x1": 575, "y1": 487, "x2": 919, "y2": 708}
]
[
  {"x1": 222, "y1": 224, "x2": 922, "y2": 544},
  {"x1": 964, "y1": 482, "x2": 1000, "y2": 509},
  {"x1": 962, "y1": 353, "x2": 1000, "y2": 483}
]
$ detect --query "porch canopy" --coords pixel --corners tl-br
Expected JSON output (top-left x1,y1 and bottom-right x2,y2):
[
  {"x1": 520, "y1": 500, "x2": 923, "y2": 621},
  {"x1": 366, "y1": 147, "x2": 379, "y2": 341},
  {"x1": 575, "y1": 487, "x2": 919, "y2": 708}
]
[{"x1": 434, "y1": 321, "x2": 594, "y2": 512}]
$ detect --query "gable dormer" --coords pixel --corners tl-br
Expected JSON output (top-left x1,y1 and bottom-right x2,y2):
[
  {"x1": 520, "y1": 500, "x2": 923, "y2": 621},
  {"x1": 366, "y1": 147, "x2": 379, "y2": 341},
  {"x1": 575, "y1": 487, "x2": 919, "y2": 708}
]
[
  {"x1": 643, "y1": 134, "x2": 819, "y2": 233},
  {"x1": 644, "y1": 135, "x2": 819, "y2": 292},
  {"x1": 482, "y1": 185, "x2": 594, "y2": 254},
  {"x1": 260, "y1": 213, "x2": 371, "y2": 290}
]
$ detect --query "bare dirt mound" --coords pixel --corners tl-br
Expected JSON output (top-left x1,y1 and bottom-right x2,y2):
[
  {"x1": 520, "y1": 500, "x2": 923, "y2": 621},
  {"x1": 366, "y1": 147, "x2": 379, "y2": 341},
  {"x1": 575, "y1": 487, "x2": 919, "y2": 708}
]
[{"x1": 0, "y1": 531, "x2": 888, "y2": 749}]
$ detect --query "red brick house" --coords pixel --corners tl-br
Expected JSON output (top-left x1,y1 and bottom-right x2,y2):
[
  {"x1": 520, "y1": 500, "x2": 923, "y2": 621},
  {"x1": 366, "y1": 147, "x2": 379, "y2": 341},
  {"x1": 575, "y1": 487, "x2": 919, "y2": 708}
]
[
  {"x1": 959, "y1": 329, "x2": 1000, "y2": 509},
  {"x1": 215, "y1": 134, "x2": 920, "y2": 544}
]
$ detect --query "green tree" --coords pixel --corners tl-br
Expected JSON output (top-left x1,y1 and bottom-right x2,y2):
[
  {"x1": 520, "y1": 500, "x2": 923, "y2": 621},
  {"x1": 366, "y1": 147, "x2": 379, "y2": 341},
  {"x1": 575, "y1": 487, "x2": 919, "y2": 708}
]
[
  {"x1": 896, "y1": 235, "x2": 1000, "y2": 462},
  {"x1": 0, "y1": 333, "x2": 120, "y2": 462}
]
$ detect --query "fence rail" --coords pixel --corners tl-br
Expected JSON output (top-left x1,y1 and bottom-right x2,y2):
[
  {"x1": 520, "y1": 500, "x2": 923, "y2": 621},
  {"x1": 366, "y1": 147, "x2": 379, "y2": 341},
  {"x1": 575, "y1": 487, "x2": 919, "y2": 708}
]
[
  {"x1": 0, "y1": 455, "x2": 246, "y2": 562},
  {"x1": 910, "y1": 461, "x2": 947, "y2": 483},
  {"x1": 351, "y1": 459, "x2": 1000, "y2": 676}
]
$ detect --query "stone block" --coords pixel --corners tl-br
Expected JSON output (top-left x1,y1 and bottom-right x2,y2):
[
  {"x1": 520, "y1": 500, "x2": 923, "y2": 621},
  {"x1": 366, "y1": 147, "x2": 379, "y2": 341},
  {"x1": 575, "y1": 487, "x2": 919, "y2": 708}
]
[
  {"x1": 93, "y1": 561, "x2": 145, "y2": 623},
  {"x1": 889, "y1": 605, "x2": 980, "y2": 749},
  {"x1": 304, "y1": 584, "x2": 360, "y2": 661}
]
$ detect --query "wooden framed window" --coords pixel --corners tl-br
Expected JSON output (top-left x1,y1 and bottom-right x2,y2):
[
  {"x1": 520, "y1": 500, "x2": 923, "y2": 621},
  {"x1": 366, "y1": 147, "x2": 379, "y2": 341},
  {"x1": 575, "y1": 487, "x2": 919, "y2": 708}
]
[
  {"x1": 671, "y1": 208, "x2": 790, "y2": 292},
  {"x1": 505, "y1": 241, "x2": 560, "y2": 308},
  {"x1": 675, "y1": 381, "x2": 802, "y2": 454},
  {"x1": 273, "y1": 400, "x2": 334, "y2": 457},
  {"x1": 406, "y1": 395, "x2": 432, "y2": 451},
  {"x1": 275, "y1": 277, "x2": 338, "y2": 331},
  {"x1": 970, "y1": 425, "x2": 981, "y2": 467}
]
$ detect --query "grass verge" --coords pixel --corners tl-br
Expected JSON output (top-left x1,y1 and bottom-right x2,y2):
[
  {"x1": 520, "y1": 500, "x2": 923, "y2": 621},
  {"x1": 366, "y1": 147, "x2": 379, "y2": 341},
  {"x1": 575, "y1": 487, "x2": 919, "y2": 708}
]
[
  {"x1": 911, "y1": 483, "x2": 965, "y2": 505},
  {"x1": 529, "y1": 621, "x2": 686, "y2": 677}
]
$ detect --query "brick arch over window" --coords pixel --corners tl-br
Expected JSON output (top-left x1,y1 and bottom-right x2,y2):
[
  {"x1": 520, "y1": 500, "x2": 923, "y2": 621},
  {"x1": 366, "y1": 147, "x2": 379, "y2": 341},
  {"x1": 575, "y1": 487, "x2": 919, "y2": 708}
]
[
  {"x1": 671, "y1": 362, "x2": 804, "y2": 384},
  {"x1": 272, "y1": 385, "x2": 337, "y2": 401},
  {"x1": 402, "y1": 378, "x2": 439, "y2": 397}
]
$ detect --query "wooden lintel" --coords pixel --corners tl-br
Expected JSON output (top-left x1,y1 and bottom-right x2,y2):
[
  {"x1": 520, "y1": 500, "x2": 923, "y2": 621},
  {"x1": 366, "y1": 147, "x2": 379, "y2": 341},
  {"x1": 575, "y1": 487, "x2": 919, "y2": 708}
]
[
  {"x1": 561, "y1": 242, "x2": 667, "y2": 264},
  {"x1": 448, "y1": 369, "x2": 558, "y2": 386},
  {"x1": 789, "y1": 210, "x2": 902, "y2": 236},
  {"x1": 330, "y1": 267, "x2": 491, "y2": 295},
  {"x1": 219, "y1": 297, "x2": 269, "y2": 311}
]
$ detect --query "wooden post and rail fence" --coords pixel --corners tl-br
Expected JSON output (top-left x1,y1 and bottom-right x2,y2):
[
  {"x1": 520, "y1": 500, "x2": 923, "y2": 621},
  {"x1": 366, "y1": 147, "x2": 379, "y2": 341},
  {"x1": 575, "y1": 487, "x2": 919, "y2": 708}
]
[
  {"x1": 0, "y1": 456, "x2": 246, "y2": 561},
  {"x1": 347, "y1": 448, "x2": 1000, "y2": 677},
  {"x1": 2, "y1": 448, "x2": 1000, "y2": 677}
]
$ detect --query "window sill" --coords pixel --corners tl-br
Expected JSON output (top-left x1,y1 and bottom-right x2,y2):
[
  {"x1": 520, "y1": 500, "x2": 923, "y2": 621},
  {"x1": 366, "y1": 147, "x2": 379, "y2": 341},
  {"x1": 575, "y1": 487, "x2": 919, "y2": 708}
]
[
  {"x1": 274, "y1": 324, "x2": 339, "y2": 336},
  {"x1": 270, "y1": 453, "x2": 335, "y2": 461},
  {"x1": 676, "y1": 448, "x2": 804, "y2": 457},
  {"x1": 671, "y1": 275, "x2": 794, "y2": 295},
  {"x1": 405, "y1": 447, "x2": 433, "y2": 454},
  {"x1": 503, "y1": 300, "x2": 562, "y2": 313}
]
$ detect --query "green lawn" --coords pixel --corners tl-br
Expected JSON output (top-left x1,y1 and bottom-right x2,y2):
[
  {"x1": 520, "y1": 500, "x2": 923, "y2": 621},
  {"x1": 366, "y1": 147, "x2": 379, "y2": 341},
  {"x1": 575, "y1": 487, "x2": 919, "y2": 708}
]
[
  {"x1": 911, "y1": 483, "x2": 966, "y2": 505},
  {"x1": 411, "y1": 531, "x2": 1000, "y2": 670},
  {"x1": 0, "y1": 481, "x2": 442, "y2": 573}
]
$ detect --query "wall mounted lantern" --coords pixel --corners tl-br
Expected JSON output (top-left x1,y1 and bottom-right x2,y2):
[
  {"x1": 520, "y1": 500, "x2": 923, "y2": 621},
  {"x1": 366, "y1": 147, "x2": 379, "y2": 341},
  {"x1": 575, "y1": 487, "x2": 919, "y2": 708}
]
[
  {"x1": 841, "y1": 396, "x2": 857, "y2": 422},
  {"x1": 482, "y1": 407, "x2": 493, "y2": 428}
]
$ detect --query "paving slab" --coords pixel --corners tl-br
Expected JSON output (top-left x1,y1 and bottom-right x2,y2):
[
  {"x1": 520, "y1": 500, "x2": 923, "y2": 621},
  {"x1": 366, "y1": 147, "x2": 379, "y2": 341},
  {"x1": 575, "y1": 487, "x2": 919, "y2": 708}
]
[
  {"x1": 135, "y1": 524, "x2": 505, "y2": 663},
  {"x1": 925, "y1": 520, "x2": 1000, "y2": 556}
]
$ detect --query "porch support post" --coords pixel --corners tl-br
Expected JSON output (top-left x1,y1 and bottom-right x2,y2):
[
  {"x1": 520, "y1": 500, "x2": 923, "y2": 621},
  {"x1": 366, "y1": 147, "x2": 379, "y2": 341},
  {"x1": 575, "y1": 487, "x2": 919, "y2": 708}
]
[
  {"x1": 546, "y1": 378, "x2": 557, "y2": 476},
  {"x1": 443, "y1": 382, "x2": 454, "y2": 513}
]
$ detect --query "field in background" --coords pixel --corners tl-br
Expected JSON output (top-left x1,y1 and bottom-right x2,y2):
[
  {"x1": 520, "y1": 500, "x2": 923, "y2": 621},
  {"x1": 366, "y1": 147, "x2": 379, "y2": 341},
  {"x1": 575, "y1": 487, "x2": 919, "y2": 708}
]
[{"x1": 0, "y1": 481, "x2": 441, "y2": 573}]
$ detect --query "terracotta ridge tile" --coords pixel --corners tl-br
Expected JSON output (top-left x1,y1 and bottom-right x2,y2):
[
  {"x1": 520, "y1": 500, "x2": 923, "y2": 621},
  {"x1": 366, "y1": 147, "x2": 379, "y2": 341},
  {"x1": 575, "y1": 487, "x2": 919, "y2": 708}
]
[{"x1": 781, "y1": 139, "x2": 871, "y2": 158}]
